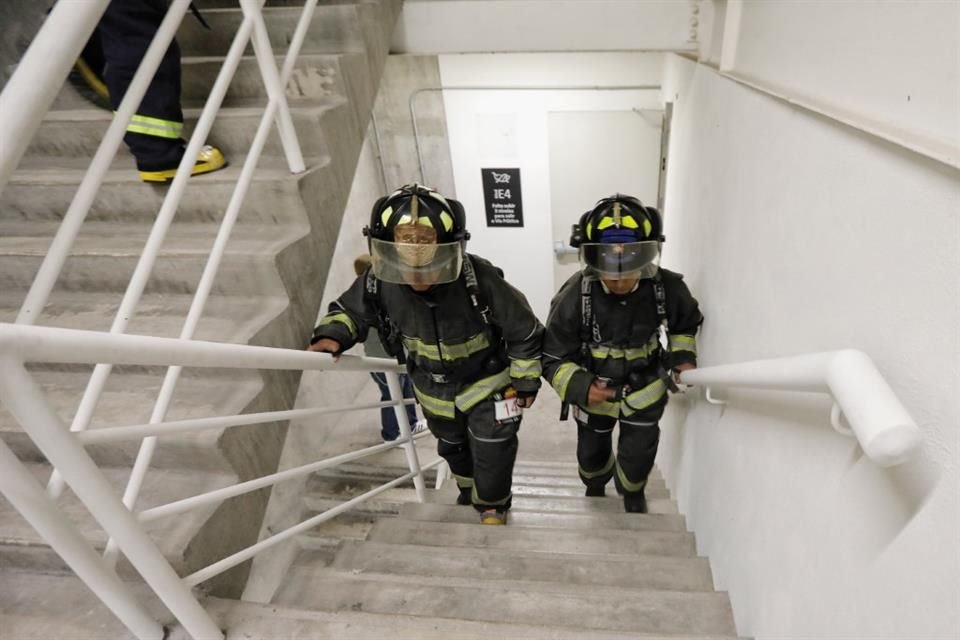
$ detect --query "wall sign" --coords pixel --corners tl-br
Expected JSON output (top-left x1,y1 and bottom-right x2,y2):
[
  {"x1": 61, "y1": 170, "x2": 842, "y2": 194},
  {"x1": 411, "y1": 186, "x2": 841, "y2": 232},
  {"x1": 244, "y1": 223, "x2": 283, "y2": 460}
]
[{"x1": 481, "y1": 168, "x2": 524, "y2": 227}]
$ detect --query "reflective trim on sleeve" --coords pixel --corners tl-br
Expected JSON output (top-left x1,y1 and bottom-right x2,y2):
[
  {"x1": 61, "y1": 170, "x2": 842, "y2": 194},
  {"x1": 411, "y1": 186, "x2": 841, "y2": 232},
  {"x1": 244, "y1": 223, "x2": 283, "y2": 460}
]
[
  {"x1": 315, "y1": 312, "x2": 357, "y2": 339},
  {"x1": 579, "y1": 453, "x2": 615, "y2": 479},
  {"x1": 669, "y1": 333, "x2": 697, "y2": 354},
  {"x1": 509, "y1": 357, "x2": 542, "y2": 380},
  {"x1": 455, "y1": 368, "x2": 511, "y2": 413},
  {"x1": 550, "y1": 362, "x2": 581, "y2": 399},
  {"x1": 413, "y1": 386, "x2": 456, "y2": 420},
  {"x1": 403, "y1": 332, "x2": 490, "y2": 362},
  {"x1": 622, "y1": 378, "x2": 667, "y2": 416},
  {"x1": 126, "y1": 114, "x2": 184, "y2": 139},
  {"x1": 615, "y1": 460, "x2": 648, "y2": 493}
]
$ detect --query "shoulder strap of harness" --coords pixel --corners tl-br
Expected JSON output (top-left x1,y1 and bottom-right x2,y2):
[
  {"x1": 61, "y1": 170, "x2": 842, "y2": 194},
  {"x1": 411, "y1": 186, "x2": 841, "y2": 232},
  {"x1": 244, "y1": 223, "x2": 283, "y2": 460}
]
[{"x1": 461, "y1": 254, "x2": 493, "y2": 328}]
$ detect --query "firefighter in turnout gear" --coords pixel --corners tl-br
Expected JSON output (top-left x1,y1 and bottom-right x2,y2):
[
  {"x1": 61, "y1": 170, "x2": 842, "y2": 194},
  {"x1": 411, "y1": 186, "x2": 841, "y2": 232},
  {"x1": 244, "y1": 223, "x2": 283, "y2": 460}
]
[
  {"x1": 79, "y1": 0, "x2": 227, "y2": 182},
  {"x1": 542, "y1": 195, "x2": 703, "y2": 513},
  {"x1": 309, "y1": 185, "x2": 544, "y2": 525}
]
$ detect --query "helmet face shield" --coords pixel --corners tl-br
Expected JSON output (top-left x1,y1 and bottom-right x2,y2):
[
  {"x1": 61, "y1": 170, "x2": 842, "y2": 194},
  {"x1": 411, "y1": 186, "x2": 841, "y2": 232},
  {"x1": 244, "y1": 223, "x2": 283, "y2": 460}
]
[
  {"x1": 370, "y1": 237, "x2": 463, "y2": 285},
  {"x1": 580, "y1": 241, "x2": 660, "y2": 280}
]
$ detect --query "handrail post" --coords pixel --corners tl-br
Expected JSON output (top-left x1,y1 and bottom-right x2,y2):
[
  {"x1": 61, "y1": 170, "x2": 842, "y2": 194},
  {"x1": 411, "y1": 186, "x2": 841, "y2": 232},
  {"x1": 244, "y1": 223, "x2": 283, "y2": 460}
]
[
  {"x1": 0, "y1": 357, "x2": 223, "y2": 640},
  {"x1": 386, "y1": 370, "x2": 426, "y2": 501},
  {"x1": 0, "y1": 0, "x2": 111, "y2": 195},
  {"x1": 0, "y1": 438, "x2": 163, "y2": 640},
  {"x1": 238, "y1": 0, "x2": 306, "y2": 174}
]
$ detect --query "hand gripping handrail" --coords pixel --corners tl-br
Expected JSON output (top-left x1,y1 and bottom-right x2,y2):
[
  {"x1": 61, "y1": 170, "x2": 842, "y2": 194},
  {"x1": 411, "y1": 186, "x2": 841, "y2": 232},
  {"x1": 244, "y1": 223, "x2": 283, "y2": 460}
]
[{"x1": 678, "y1": 349, "x2": 921, "y2": 467}]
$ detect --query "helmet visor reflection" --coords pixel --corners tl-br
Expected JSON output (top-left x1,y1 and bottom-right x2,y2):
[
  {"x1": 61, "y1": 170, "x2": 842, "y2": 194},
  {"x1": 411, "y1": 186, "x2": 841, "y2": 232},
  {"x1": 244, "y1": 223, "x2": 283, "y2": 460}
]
[
  {"x1": 370, "y1": 237, "x2": 463, "y2": 285},
  {"x1": 580, "y1": 241, "x2": 660, "y2": 280}
]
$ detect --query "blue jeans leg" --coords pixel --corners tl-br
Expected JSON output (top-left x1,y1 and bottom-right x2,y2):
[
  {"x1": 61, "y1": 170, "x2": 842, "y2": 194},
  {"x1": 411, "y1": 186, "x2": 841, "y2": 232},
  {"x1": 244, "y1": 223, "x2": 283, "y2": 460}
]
[{"x1": 371, "y1": 372, "x2": 418, "y2": 441}]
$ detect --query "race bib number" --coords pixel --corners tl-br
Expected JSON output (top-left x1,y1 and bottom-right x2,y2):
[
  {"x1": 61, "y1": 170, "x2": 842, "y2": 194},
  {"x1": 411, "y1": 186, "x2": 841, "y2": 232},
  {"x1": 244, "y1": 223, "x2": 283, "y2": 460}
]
[{"x1": 494, "y1": 396, "x2": 521, "y2": 421}]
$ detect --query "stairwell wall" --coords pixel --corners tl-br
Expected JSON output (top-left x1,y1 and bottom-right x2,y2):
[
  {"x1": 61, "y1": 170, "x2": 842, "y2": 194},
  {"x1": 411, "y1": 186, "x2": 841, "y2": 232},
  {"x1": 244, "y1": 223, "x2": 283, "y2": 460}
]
[{"x1": 656, "y1": 52, "x2": 960, "y2": 639}]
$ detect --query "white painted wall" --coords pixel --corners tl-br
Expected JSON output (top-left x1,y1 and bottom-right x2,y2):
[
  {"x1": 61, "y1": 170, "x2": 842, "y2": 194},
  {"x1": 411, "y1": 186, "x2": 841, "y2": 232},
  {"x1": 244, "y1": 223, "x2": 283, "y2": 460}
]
[
  {"x1": 658, "y1": 53, "x2": 960, "y2": 639},
  {"x1": 437, "y1": 52, "x2": 665, "y2": 320},
  {"x1": 715, "y1": 0, "x2": 960, "y2": 166},
  {"x1": 393, "y1": 0, "x2": 697, "y2": 54}
]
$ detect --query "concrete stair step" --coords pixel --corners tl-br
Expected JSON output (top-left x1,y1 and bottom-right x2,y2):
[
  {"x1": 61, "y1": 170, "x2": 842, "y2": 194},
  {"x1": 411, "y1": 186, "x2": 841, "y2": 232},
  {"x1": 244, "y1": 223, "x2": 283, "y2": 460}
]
[
  {"x1": 0, "y1": 220, "x2": 301, "y2": 296},
  {"x1": 199, "y1": 596, "x2": 740, "y2": 640},
  {"x1": 0, "y1": 291, "x2": 287, "y2": 342},
  {"x1": 0, "y1": 463, "x2": 235, "y2": 576},
  {"x1": 0, "y1": 157, "x2": 331, "y2": 226},
  {"x1": 398, "y1": 501, "x2": 688, "y2": 532},
  {"x1": 271, "y1": 570, "x2": 737, "y2": 635},
  {"x1": 305, "y1": 487, "x2": 679, "y2": 517},
  {"x1": 306, "y1": 463, "x2": 670, "y2": 495},
  {"x1": 331, "y1": 539, "x2": 715, "y2": 591},
  {"x1": 365, "y1": 518, "x2": 697, "y2": 558},
  {"x1": 175, "y1": 5, "x2": 367, "y2": 58},
  {"x1": 27, "y1": 100, "x2": 348, "y2": 161},
  {"x1": 0, "y1": 367, "x2": 262, "y2": 469}
]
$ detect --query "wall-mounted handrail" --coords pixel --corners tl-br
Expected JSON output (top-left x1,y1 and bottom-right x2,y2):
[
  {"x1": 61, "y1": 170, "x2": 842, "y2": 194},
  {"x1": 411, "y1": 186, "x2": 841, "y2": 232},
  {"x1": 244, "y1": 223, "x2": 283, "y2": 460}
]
[{"x1": 678, "y1": 349, "x2": 921, "y2": 466}]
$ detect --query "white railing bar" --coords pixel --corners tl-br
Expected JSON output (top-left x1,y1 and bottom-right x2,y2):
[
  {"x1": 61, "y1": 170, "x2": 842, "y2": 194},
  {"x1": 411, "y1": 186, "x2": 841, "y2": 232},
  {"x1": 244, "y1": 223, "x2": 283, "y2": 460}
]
[
  {"x1": 0, "y1": 323, "x2": 403, "y2": 371},
  {"x1": 113, "y1": 0, "x2": 325, "y2": 552},
  {"x1": 0, "y1": 0, "x2": 111, "y2": 195},
  {"x1": 0, "y1": 438, "x2": 164, "y2": 640},
  {"x1": 239, "y1": 0, "x2": 306, "y2": 174},
  {"x1": 137, "y1": 429, "x2": 432, "y2": 523},
  {"x1": 0, "y1": 356, "x2": 222, "y2": 640},
  {"x1": 14, "y1": 0, "x2": 193, "y2": 325},
  {"x1": 48, "y1": 10, "x2": 260, "y2": 500},
  {"x1": 183, "y1": 457, "x2": 445, "y2": 587},
  {"x1": 679, "y1": 349, "x2": 921, "y2": 466},
  {"x1": 387, "y1": 371, "x2": 426, "y2": 501},
  {"x1": 77, "y1": 398, "x2": 416, "y2": 444}
]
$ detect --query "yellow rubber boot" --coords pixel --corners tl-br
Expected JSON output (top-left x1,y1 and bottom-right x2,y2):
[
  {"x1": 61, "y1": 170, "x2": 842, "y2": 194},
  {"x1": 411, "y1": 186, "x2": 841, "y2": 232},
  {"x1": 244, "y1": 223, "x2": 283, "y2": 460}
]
[{"x1": 139, "y1": 145, "x2": 227, "y2": 183}]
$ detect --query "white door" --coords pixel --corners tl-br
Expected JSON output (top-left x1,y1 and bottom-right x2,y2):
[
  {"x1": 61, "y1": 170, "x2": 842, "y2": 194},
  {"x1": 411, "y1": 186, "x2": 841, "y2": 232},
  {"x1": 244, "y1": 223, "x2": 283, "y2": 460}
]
[{"x1": 547, "y1": 110, "x2": 663, "y2": 290}]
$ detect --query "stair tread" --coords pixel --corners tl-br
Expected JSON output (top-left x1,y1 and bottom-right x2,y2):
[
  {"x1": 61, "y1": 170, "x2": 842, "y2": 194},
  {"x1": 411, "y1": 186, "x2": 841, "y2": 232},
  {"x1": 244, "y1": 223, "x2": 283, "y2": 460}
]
[
  {"x1": 398, "y1": 502, "x2": 688, "y2": 531},
  {"x1": 366, "y1": 518, "x2": 696, "y2": 557},
  {"x1": 330, "y1": 539, "x2": 714, "y2": 590},
  {"x1": 271, "y1": 571, "x2": 737, "y2": 635},
  {"x1": 0, "y1": 463, "x2": 234, "y2": 563},
  {"x1": 0, "y1": 221, "x2": 307, "y2": 255},
  {"x1": 7, "y1": 154, "x2": 328, "y2": 183},
  {"x1": 201, "y1": 595, "x2": 740, "y2": 640},
  {"x1": 0, "y1": 291, "x2": 288, "y2": 340}
]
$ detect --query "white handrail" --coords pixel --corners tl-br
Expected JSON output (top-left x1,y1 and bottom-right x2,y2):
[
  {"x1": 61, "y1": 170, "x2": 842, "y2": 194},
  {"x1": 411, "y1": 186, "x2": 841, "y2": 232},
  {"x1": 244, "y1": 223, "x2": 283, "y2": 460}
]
[
  {"x1": 0, "y1": 322, "x2": 401, "y2": 371},
  {"x1": 13, "y1": 0, "x2": 193, "y2": 326},
  {"x1": 49, "y1": 4, "x2": 261, "y2": 500},
  {"x1": 183, "y1": 457, "x2": 446, "y2": 587},
  {"x1": 0, "y1": 323, "x2": 425, "y2": 639},
  {"x1": 0, "y1": 0, "x2": 111, "y2": 193},
  {"x1": 0, "y1": 356, "x2": 224, "y2": 640},
  {"x1": 110, "y1": 0, "x2": 325, "y2": 563},
  {"x1": 0, "y1": 438, "x2": 164, "y2": 640},
  {"x1": 678, "y1": 349, "x2": 921, "y2": 466}
]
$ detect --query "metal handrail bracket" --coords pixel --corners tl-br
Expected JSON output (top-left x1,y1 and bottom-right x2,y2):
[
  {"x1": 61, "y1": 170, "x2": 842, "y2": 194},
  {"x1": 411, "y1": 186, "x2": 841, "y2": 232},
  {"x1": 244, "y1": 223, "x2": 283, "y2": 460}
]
[{"x1": 679, "y1": 349, "x2": 921, "y2": 467}]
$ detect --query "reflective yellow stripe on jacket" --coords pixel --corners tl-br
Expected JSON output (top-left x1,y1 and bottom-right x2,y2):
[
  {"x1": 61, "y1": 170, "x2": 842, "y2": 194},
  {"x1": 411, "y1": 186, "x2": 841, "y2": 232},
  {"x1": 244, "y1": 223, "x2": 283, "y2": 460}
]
[
  {"x1": 403, "y1": 333, "x2": 490, "y2": 362},
  {"x1": 413, "y1": 386, "x2": 455, "y2": 420},
  {"x1": 590, "y1": 336, "x2": 659, "y2": 362},
  {"x1": 621, "y1": 378, "x2": 667, "y2": 417},
  {"x1": 455, "y1": 368, "x2": 511, "y2": 413},
  {"x1": 550, "y1": 362, "x2": 581, "y2": 400}
]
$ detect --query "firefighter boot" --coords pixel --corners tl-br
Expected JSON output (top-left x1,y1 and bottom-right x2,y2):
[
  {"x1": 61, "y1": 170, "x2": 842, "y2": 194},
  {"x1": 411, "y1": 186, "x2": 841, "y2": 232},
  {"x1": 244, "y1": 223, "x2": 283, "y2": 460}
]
[{"x1": 139, "y1": 145, "x2": 227, "y2": 183}]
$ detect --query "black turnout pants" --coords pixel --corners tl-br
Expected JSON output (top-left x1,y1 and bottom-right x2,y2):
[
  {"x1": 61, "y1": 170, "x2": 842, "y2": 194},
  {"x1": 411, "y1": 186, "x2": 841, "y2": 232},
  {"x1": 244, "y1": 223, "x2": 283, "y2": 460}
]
[
  {"x1": 426, "y1": 396, "x2": 521, "y2": 513},
  {"x1": 98, "y1": 0, "x2": 184, "y2": 169},
  {"x1": 574, "y1": 396, "x2": 666, "y2": 498}
]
